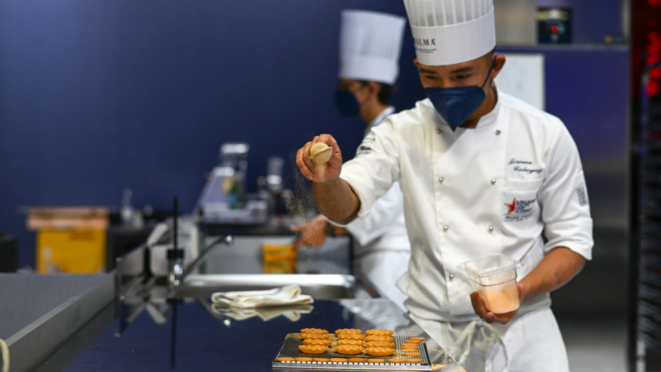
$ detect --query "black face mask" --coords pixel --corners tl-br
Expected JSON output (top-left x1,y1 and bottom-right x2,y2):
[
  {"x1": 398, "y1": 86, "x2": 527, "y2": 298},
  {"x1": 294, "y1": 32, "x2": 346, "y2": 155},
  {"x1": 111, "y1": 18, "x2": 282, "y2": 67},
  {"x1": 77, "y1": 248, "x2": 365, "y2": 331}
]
[{"x1": 334, "y1": 83, "x2": 368, "y2": 117}]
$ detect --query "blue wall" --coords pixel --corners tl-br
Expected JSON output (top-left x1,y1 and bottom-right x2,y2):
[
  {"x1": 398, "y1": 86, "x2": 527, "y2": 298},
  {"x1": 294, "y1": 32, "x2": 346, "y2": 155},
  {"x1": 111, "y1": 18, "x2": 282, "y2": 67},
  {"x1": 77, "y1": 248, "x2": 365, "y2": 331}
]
[{"x1": 0, "y1": 1, "x2": 628, "y2": 268}]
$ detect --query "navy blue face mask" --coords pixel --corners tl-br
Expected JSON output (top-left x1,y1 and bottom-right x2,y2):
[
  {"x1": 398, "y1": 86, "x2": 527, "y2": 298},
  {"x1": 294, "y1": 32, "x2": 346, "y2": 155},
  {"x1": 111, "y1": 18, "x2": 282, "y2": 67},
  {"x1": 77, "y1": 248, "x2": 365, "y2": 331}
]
[
  {"x1": 424, "y1": 57, "x2": 497, "y2": 131},
  {"x1": 334, "y1": 84, "x2": 368, "y2": 117}
]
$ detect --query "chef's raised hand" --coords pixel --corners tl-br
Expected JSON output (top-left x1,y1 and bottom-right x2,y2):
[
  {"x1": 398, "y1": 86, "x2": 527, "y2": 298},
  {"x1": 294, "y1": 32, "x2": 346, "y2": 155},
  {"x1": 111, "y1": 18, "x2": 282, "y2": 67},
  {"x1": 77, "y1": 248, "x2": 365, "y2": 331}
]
[
  {"x1": 470, "y1": 283, "x2": 525, "y2": 325},
  {"x1": 296, "y1": 134, "x2": 343, "y2": 182},
  {"x1": 290, "y1": 215, "x2": 328, "y2": 249}
]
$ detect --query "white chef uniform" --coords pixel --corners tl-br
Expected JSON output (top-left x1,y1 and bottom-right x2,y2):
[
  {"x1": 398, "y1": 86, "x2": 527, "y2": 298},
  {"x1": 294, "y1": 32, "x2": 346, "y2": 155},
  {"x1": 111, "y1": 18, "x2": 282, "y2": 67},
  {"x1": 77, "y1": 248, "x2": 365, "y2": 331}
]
[
  {"x1": 339, "y1": 92, "x2": 593, "y2": 371},
  {"x1": 336, "y1": 10, "x2": 411, "y2": 310},
  {"x1": 334, "y1": 1, "x2": 593, "y2": 370}
]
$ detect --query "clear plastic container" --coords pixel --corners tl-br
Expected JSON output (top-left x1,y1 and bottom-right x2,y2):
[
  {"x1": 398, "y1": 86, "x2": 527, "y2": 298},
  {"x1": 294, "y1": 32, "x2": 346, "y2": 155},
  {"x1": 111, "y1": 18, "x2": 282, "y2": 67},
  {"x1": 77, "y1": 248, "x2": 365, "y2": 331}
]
[{"x1": 457, "y1": 254, "x2": 523, "y2": 314}]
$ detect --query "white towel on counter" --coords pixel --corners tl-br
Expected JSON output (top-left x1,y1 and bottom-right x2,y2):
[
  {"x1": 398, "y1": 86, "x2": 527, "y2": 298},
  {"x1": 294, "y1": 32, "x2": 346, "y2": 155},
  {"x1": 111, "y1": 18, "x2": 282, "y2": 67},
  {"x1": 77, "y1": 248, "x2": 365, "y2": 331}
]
[
  {"x1": 211, "y1": 304, "x2": 314, "y2": 322},
  {"x1": 211, "y1": 285, "x2": 313, "y2": 309}
]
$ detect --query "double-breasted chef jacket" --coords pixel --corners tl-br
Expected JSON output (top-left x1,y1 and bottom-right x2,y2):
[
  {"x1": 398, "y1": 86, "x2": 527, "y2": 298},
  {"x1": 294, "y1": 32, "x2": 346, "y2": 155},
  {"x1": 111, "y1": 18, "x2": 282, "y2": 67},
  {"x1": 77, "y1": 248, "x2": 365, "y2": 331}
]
[{"x1": 340, "y1": 90, "x2": 593, "y2": 322}]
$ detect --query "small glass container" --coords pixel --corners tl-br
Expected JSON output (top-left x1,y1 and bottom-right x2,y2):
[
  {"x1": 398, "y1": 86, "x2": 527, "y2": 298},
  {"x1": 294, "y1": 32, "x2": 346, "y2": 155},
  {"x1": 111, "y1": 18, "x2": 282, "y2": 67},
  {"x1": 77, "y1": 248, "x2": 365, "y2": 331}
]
[{"x1": 457, "y1": 254, "x2": 523, "y2": 314}]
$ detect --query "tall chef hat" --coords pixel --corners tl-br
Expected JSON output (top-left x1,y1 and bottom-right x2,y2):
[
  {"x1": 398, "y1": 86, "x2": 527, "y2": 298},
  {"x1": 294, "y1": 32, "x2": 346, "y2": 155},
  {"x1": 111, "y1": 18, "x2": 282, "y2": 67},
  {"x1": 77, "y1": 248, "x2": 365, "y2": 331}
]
[
  {"x1": 403, "y1": 0, "x2": 496, "y2": 66},
  {"x1": 339, "y1": 10, "x2": 407, "y2": 85}
]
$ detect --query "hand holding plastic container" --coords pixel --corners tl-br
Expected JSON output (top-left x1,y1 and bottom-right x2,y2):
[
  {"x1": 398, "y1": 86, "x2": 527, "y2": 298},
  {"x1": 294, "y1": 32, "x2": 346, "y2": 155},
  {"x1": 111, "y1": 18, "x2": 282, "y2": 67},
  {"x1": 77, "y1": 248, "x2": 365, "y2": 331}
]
[{"x1": 458, "y1": 254, "x2": 523, "y2": 314}]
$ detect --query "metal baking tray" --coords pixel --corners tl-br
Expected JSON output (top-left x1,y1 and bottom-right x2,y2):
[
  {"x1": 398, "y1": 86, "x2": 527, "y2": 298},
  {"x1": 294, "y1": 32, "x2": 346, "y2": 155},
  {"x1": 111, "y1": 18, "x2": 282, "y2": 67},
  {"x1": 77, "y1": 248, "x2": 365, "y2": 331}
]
[{"x1": 272, "y1": 334, "x2": 432, "y2": 371}]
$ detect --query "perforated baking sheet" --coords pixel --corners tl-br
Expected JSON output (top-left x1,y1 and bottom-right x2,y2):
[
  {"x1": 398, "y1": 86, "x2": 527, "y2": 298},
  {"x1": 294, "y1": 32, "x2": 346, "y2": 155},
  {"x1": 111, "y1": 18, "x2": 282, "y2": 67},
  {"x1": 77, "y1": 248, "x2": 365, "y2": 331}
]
[{"x1": 272, "y1": 334, "x2": 432, "y2": 371}]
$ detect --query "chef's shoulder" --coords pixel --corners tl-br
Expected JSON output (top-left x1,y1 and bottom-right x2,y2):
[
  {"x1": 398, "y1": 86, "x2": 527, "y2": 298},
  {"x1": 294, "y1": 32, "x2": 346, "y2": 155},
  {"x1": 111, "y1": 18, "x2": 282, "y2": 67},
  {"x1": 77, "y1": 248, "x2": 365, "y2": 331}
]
[
  {"x1": 499, "y1": 92, "x2": 572, "y2": 147},
  {"x1": 371, "y1": 98, "x2": 430, "y2": 137}
]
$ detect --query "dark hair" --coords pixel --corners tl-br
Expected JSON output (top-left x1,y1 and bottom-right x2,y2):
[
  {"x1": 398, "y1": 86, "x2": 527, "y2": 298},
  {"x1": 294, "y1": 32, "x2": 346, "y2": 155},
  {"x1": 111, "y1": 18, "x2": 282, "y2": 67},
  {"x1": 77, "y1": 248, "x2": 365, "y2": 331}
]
[{"x1": 357, "y1": 81, "x2": 395, "y2": 105}]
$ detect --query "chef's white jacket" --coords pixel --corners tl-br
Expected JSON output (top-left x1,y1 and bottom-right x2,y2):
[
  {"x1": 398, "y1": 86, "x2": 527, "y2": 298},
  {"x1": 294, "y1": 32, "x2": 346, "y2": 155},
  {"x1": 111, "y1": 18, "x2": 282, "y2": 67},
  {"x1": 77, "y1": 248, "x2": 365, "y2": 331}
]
[
  {"x1": 339, "y1": 92, "x2": 593, "y2": 322},
  {"x1": 344, "y1": 106, "x2": 410, "y2": 256}
]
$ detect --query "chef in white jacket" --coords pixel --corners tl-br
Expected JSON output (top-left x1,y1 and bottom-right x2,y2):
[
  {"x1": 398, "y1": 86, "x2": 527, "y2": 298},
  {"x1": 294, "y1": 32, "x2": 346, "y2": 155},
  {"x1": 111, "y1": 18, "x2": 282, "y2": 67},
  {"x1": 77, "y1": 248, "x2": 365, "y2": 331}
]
[
  {"x1": 295, "y1": 1, "x2": 593, "y2": 371},
  {"x1": 292, "y1": 10, "x2": 411, "y2": 309}
]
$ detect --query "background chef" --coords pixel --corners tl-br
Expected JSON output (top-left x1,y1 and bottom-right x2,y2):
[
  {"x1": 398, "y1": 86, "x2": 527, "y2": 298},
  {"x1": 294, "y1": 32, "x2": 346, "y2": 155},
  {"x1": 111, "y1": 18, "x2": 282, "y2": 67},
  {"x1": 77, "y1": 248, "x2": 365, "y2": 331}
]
[
  {"x1": 291, "y1": 10, "x2": 411, "y2": 309},
  {"x1": 294, "y1": 0, "x2": 594, "y2": 371}
]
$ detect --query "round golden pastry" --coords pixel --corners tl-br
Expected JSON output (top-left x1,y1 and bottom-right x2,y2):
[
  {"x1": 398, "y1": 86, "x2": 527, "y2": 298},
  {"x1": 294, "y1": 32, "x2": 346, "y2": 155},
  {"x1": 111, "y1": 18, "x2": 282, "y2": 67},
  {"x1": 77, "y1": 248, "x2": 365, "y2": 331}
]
[
  {"x1": 404, "y1": 339, "x2": 421, "y2": 344},
  {"x1": 404, "y1": 352, "x2": 421, "y2": 356},
  {"x1": 278, "y1": 357, "x2": 295, "y2": 362},
  {"x1": 388, "y1": 358, "x2": 406, "y2": 363},
  {"x1": 335, "y1": 328, "x2": 362, "y2": 334},
  {"x1": 301, "y1": 328, "x2": 328, "y2": 334},
  {"x1": 301, "y1": 333, "x2": 329, "y2": 340},
  {"x1": 337, "y1": 333, "x2": 365, "y2": 340},
  {"x1": 365, "y1": 341, "x2": 394, "y2": 348},
  {"x1": 349, "y1": 358, "x2": 366, "y2": 362},
  {"x1": 368, "y1": 359, "x2": 385, "y2": 363},
  {"x1": 335, "y1": 345, "x2": 364, "y2": 355},
  {"x1": 310, "y1": 143, "x2": 333, "y2": 164},
  {"x1": 365, "y1": 329, "x2": 394, "y2": 336},
  {"x1": 408, "y1": 358, "x2": 423, "y2": 363},
  {"x1": 295, "y1": 357, "x2": 313, "y2": 362},
  {"x1": 337, "y1": 339, "x2": 364, "y2": 346},
  {"x1": 313, "y1": 358, "x2": 328, "y2": 362},
  {"x1": 410, "y1": 337, "x2": 426, "y2": 341},
  {"x1": 298, "y1": 345, "x2": 329, "y2": 354},
  {"x1": 402, "y1": 343, "x2": 419, "y2": 347},
  {"x1": 303, "y1": 339, "x2": 333, "y2": 346},
  {"x1": 402, "y1": 346, "x2": 419, "y2": 351},
  {"x1": 365, "y1": 335, "x2": 393, "y2": 342},
  {"x1": 330, "y1": 358, "x2": 348, "y2": 362},
  {"x1": 365, "y1": 347, "x2": 395, "y2": 357}
]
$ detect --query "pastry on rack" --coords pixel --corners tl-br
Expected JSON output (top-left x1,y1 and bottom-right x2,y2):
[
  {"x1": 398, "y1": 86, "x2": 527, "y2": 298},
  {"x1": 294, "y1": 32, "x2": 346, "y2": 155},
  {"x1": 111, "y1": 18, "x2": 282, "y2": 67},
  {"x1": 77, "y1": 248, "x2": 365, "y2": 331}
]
[
  {"x1": 337, "y1": 333, "x2": 366, "y2": 340},
  {"x1": 365, "y1": 341, "x2": 394, "y2": 348},
  {"x1": 298, "y1": 345, "x2": 329, "y2": 354},
  {"x1": 301, "y1": 333, "x2": 330, "y2": 340},
  {"x1": 335, "y1": 345, "x2": 364, "y2": 355},
  {"x1": 365, "y1": 329, "x2": 393, "y2": 336},
  {"x1": 365, "y1": 347, "x2": 395, "y2": 357},
  {"x1": 303, "y1": 339, "x2": 333, "y2": 346},
  {"x1": 364, "y1": 335, "x2": 393, "y2": 342},
  {"x1": 337, "y1": 339, "x2": 365, "y2": 346}
]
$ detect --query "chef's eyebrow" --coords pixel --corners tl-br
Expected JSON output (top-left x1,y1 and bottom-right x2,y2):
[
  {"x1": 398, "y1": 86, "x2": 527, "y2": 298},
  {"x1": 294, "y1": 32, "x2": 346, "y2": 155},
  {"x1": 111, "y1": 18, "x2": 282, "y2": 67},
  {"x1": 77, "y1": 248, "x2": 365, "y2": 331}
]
[
  {"x1": 418, "y1": 68, "x2": 438, "y2": 74},
  {"x1": 450, "y1": 67, "x2": 474, "y2": 74}
]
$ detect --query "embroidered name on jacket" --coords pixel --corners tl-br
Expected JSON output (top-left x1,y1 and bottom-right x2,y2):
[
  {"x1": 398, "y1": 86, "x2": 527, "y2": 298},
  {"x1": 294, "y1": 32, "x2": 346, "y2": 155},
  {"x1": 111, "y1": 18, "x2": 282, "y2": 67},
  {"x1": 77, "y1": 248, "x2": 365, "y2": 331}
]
[
  {"x1": 504, "y1": 197, "x2": 537, "y2": 222},
  {"x1": 508, "y1": 158, "x2": 542, "y2": 175}
]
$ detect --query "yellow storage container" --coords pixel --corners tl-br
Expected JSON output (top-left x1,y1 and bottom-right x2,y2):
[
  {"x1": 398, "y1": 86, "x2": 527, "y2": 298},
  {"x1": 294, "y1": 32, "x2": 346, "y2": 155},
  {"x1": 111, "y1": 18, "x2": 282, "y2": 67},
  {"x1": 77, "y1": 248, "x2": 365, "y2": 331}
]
[{"x1": 37, "y1": 229, "x2": 106, "y2": 274}]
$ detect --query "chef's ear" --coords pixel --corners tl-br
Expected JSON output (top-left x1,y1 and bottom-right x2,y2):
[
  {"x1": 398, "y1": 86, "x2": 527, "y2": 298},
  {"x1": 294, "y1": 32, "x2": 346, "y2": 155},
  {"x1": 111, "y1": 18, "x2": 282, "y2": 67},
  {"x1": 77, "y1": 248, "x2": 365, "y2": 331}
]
[{"x1": 490, "y1": 54, "x2": 507, "y2": 81}]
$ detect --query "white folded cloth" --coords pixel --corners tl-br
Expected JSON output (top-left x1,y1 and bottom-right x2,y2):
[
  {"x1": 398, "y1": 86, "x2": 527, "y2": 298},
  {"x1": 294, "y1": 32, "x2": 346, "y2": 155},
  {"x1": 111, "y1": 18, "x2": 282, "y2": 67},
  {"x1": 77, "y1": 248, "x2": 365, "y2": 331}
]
[
  {"x1": 211, "y1": 285, "x2": 314, "y2": 309},
  {"x1": 211, "y1": 304, "x2": 314, "y2": 322}
]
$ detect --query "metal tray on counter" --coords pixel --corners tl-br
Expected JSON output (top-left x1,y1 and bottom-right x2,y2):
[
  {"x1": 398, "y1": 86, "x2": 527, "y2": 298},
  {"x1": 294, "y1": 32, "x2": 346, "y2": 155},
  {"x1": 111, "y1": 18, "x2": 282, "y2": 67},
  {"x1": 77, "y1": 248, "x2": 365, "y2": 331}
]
[{"x1": 272, "y1": 334, "x2": 432, "y2": 371}]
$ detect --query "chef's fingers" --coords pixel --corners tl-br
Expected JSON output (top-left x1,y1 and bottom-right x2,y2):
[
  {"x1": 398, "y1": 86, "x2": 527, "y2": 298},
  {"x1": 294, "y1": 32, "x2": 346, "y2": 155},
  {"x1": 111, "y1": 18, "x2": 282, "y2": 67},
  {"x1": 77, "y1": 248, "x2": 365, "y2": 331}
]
[
  {"x1": 470, "y1": 293, "x2": 489, "y2": 322},
  {"x1": 319, "y1": 134, "x2": 343, "y2": 168},
  {"x1": 296, "y1": 147, "x2": 314, "y2": 181},
  {"x1": 517, "y1": 283, "x2": 525, "y2": 302},
  {"x1": 290, "y1": 224, "x2": 305, "y2": 232}
]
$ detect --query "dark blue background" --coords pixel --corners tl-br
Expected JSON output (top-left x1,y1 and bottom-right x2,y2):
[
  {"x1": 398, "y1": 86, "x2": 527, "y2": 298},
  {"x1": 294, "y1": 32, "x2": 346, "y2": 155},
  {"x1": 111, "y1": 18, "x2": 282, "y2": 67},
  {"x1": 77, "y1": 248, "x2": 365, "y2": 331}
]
[{"x1": 0, "y1": 0, "x2": 628, "y2": 267}]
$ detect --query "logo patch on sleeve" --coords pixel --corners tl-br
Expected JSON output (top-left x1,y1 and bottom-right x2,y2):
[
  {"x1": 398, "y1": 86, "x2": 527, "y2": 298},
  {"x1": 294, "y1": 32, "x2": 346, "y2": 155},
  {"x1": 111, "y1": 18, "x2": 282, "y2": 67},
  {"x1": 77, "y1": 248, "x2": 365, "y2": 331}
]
[
  {"x1": 576, "y1": 186, "x2": 589, "y2": 206},
  {"x1": 504, "y1": 197, "x2": 537, "y2": 222}
]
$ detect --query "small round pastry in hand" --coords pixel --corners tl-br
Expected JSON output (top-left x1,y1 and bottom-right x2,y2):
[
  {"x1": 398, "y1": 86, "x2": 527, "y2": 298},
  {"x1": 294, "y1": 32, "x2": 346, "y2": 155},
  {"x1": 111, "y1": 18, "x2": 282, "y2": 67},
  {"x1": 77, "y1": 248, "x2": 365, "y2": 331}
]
[
  {"x1": 298, "y1": 345, "x2": 329, "y2": 354},
  {"x1": 335, "y1": 345, "x2": 364, "y2": 355},
  {"x1": 309, "y1": 143, "x2": 333, "y2": 164}
]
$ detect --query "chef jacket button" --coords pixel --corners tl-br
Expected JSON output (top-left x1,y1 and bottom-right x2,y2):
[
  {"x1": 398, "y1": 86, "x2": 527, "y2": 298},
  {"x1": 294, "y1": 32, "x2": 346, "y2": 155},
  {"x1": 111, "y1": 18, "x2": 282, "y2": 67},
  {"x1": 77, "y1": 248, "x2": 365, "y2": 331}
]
[
  {"x1": 490, "y1": 179, "x2": 496, "y2": 185},
  {"x1": 436, "y1": 128, "x2": 441, "y2": 134},
  {"x1": 438, "y1": 177, "x2": 444, "y2": 183},
  {"x1": 443, "y1": 225, "x2": 449, "y2": 231},
  {"x1": 488, "y1": 226, "x2": 494, "y2": 232},
  {"x1": 496, "y1": 129, "x2": 501, "y2": 135},
  {"x1": 449, "y1": 274, "x2": 455, "y2": 280}
]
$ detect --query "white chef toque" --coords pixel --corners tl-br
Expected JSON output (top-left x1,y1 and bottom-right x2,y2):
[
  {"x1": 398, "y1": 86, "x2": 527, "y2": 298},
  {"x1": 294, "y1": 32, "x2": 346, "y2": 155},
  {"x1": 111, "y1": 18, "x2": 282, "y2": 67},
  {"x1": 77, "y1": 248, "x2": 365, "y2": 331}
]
[
  {"x1": 339, "y1": 10, "x2": 407, "y2": 85},
  {"x1": 403, "y1": 0, "x2": 496, "y2": 66}
]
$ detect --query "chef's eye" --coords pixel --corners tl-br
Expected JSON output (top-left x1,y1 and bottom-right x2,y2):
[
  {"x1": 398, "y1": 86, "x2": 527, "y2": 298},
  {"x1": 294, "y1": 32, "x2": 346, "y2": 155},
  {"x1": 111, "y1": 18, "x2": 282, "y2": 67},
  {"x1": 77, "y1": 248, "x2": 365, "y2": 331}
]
[
  {"x1": 455, "y1": 74, "x2": 471, "y2": 80},
  {"x1": 425, "y1": 75, "x2": 439, "y2": 80}
]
